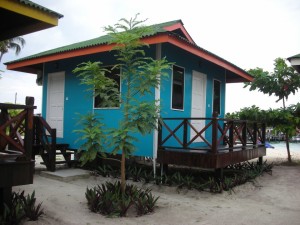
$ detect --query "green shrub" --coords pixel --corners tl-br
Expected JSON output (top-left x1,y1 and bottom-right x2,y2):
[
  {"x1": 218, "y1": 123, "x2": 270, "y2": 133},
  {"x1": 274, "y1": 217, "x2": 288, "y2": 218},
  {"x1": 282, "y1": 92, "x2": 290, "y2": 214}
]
[
  {"x1": 22, "y1": 191, "x2": 44, "y2": 221},
  {"x1": 0, "y1": 191, "x2": 43, "y2": 225},
  {"x1": 85, "y1": 181, "x2": 159, "y2": 217}
]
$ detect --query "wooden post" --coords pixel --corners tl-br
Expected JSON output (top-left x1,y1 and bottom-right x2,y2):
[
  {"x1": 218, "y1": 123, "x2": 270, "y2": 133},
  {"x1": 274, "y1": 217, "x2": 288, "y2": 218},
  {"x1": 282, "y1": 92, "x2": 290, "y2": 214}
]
[
  {"x1": 242, "y1": 121, "x2": 247, "y2": 150},
  {"x1": 253, "y1": 123, "x2": 257, "y2": 147},
  {"x1": 160, "y1": 163, "x2": 168, "y2": 176},
  {"x1": 0, "y1": 109, "x2": 9, "y2": 151},
  {"x1": 211, "y1": 112, "x2": 218, "y2": 154},
  {"x1": 261, "y1": 123, "x2": 266, "y2": 144},
  {"x1": 222, "y1": 123, "x2": 226, "y2": 146},
  {"x1": 258, "y1": 123, "x2": 266, "y2": 165},
  {"x1": 229, "y1": 121, "x2": 234, "y2": 151},
  {"x1": 24, "y1": 97, "x2": 34, "y2": 160},
  {"x1": 258, "y1": 156, "x2": 263, "y2": 165},
  {"x1": 183, "y1": 119, "x2": 187, "y2": 148},
  {"x1": 158, "y1": 120, "x2": 162, "y2": 148},
  {"x1": 214, "y1": 168, "x2": 224, "y2": 181},
  {"x1": 32, "y1": 116, "x2": 38, "y2": 160}
]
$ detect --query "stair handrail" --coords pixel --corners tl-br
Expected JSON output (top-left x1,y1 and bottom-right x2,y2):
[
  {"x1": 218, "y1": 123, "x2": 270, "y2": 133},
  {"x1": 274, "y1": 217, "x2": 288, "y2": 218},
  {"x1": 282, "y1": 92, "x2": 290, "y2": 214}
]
[{"x1": 34, "y1": 116, "x2": 56, "y2": 171}]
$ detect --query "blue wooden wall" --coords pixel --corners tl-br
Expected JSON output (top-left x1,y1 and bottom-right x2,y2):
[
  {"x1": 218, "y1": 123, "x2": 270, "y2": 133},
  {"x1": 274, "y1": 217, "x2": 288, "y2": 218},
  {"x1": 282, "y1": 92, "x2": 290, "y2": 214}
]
[{"x1": 41, "y1": 43, "x2": 226, "y2": 157}]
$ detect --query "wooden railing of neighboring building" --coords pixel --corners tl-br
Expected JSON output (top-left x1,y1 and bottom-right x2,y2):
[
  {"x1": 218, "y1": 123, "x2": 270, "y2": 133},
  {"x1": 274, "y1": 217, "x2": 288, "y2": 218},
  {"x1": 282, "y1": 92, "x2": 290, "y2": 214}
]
[{"x1": 0, "y1": 97, "x2": 36, "y2": 212}]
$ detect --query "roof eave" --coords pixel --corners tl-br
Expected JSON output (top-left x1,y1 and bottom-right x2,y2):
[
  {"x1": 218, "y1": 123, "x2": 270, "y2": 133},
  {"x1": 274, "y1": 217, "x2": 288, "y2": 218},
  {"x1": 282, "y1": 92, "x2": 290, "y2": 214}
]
[
  {"x1": 164, "y1": 35, "x2": 253, "y2": 82},
  {"x1": 7, "y1": 33, "x2": 252, "y2": 82}
]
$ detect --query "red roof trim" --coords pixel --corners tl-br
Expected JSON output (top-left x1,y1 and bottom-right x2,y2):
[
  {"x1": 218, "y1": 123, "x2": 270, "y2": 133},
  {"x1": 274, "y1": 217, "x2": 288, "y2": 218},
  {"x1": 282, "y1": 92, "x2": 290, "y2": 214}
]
[
  {"x1": 7, "y1": 33, "x2": 252, "y2": 82},
  {"x1": 7, "y1": 44, "x2": 116, "y2": 70},
  {"x1": 163, "y1": 22, "x2": 195, "y2": 44},
  {"x1": 166, "y1": 36, "x2": 253, "y2": 81},
  {"x1": 144, "y1": 34, "x2": 252, "y2": 81}
]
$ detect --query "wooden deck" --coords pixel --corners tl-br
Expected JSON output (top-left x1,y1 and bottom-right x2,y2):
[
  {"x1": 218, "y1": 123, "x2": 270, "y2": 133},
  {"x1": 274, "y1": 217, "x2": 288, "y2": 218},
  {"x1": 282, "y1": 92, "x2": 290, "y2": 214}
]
[
  {"x1": 158, "y1": 145, "x2": 266, "y2": 169},
  {"x1": 157, "y1": 114, "x2": 267, "y2": 170}
]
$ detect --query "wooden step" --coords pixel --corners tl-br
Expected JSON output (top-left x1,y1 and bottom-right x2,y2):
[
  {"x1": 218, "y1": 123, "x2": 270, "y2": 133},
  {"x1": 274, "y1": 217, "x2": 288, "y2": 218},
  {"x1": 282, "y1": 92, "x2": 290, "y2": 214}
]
[
  {"x1": 41, "y1": 152, "x2": 75, "y2": 156},
  {"x1": 33, "y1": 143, "x2": 69, "y2": 148},
  {"x1": 40, "y1": 159, "x2": 77, "y2": 165}
]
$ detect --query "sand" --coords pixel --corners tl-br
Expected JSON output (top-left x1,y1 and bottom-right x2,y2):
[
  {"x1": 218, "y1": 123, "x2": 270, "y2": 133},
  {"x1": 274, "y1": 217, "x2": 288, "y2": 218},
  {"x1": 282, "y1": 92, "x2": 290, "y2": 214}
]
[{"x1": 14, "y1": 148, "x2": 300, "y2": 225}]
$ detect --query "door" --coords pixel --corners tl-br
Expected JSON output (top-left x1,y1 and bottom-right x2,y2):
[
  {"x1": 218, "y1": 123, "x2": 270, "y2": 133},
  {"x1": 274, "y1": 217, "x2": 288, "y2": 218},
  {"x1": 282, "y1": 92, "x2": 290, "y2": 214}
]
[
  {"x1": 47, "y1": 72, "x2": 65, "y2": 138},
  {"x1": 190, "y1": 71, "x2": 206, "y2": 142}
]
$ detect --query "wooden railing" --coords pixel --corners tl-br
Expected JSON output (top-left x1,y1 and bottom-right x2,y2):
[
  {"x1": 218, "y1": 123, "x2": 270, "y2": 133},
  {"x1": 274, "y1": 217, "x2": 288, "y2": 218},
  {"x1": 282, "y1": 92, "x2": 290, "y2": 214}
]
[
  {"x1": 0, "y1": 97, "x2": 36, "y2": 160},
  {"x1": 0, "y1": 97, "x2": 36, "y2": 212},
  {"x1": 158, "y1": 113, "x2": 266, "y2": 154}
]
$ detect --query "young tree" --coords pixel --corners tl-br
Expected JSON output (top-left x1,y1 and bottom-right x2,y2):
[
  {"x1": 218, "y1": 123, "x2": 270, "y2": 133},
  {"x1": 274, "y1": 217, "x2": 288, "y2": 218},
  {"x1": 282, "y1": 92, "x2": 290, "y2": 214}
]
[
  {"x1": 245, "y1": 58, "x2": 300, "y2": 162},
  {"x1": 73, "y1": 15, "x2": 171, "y2": 192}
]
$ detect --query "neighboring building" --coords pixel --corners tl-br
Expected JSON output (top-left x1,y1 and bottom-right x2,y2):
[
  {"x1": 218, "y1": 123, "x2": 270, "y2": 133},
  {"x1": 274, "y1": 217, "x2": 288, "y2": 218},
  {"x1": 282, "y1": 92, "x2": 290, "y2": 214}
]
[
  {"x1": 0, "y1": 0, "x2": 63, "y2": 41},
  {"x1": 1, "y1": 0, "x2": 63, "y2": 210},
  {"x1": 287, "y1": 53, "x2": 300, "y2": 73},
  {"x1": 5, "y1": 20, "x2": 253, "y2": 158}
]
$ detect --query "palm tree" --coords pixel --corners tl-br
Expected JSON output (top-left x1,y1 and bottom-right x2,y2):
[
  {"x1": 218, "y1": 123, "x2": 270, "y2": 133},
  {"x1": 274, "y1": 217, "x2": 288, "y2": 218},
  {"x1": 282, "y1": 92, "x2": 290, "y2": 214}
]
[{"x1": 0, "y1": 37, "x2": 25, "y2": 62}]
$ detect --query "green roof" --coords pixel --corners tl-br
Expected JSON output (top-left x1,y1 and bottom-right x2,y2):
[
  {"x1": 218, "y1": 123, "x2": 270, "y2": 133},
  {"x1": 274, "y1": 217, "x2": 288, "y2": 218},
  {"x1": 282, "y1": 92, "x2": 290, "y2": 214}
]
[
  {"x1": 288, "y1": 53, "x2": 300, "y2": 60},
  {"x1": 18, "y1": 0, "x2": 63, "y2": 18},
  {"x1": 5, "y1": 20, "x2": 181, "y2": 64}
]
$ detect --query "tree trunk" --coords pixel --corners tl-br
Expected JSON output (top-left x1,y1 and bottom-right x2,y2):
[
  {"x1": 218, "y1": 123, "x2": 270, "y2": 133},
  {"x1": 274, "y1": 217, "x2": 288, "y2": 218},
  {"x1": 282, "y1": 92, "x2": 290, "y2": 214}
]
[
  {"x1": 282, "y1": 98, "x2": 292, "y2": 163},
  {"x1": 120, "y1": 73, "x2": 131, "y2": 194},
  {"x1": 121, "y1": 150, "x2": 126, "y2": 193},
  {"x1": 285, "y1": 133, "x2": 292, "y2": 163}
]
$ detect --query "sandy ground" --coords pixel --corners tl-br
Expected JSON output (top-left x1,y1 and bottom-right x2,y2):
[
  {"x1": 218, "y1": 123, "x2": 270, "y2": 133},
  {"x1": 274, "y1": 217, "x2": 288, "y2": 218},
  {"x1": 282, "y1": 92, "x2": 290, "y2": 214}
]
[{"x1": 14, "y1": 149, "x2": 300, "y2": 225}]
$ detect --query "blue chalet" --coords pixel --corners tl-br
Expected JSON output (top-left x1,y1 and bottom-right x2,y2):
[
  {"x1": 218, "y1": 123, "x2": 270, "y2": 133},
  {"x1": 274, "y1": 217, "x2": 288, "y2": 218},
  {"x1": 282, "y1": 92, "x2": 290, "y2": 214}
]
[{"x1": 6, "y1": 20, "x2": 266, "y2": 172}]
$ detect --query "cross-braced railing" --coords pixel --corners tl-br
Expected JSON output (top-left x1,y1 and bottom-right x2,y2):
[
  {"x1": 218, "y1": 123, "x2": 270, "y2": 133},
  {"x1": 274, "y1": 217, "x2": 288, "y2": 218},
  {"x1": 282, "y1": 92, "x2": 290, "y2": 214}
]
[{"x1": 158, "y1": 113, "x2": 266, "y2": 154}]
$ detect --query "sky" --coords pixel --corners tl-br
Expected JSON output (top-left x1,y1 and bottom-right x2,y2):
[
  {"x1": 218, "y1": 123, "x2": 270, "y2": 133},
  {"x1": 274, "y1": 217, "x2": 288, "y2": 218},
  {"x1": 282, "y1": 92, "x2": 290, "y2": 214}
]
[{"x1": 0, "y1": 0, "x2": 300, "y2": 113}]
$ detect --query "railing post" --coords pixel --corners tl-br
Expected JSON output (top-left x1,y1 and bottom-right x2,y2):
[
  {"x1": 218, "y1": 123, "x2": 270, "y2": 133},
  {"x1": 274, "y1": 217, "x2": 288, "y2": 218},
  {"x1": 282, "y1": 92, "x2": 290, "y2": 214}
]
[
  {"x1": 24, "y1": 97, "x2": 34, "y2": 161},
  {"x1": 0, "y1": 109, "x2": 9, "y2": 151},
  {"x1": 242, "y1": 121, "x2": 247, "y2": 150},
  {"x1": 211, "y1": 112, "x2": 218, "y2": 154},
  {"x1": 261, "y1": 123, "x2": 266, "y2": 144},
  {"x1": 183, "y1": 119, "x2": 187, "y2": 148},
  {"x1": 158, "y1": 120, "x2": 162, "y2": 149},
  {"x1": 222, "y1": 122, "x2": 226, "y2": 146},
  {"x1": 229, "y1": 121, "x2": 234, "y2": 151},
  {"x1": 253, "y1": 122, "x2": 257, "y2": 147}
]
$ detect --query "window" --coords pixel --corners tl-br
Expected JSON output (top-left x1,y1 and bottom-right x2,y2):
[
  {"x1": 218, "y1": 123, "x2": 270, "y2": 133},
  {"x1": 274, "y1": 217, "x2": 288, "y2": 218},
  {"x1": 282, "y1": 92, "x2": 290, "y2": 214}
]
[
  {"x1": 172, "y1": 65, "x2": 184, "y2": 110},
  {"x1": 213, "y1": 80, "x2": 221, "y2": 115},
  {"x1": 94, "y1": 66, "x2": 120, "y2": 108}
]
